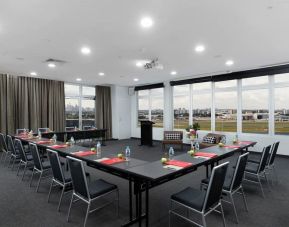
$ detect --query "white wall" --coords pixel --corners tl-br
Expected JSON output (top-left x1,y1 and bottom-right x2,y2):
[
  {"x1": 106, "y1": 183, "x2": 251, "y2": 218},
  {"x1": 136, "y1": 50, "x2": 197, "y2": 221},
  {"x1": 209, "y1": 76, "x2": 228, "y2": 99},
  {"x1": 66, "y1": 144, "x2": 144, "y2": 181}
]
[
  {"x1": 130, "y1": 84, "x2": 289, "y2": 156},
  {"x1": 111, "y1": 85, "x2": 131, "y2": 140}
]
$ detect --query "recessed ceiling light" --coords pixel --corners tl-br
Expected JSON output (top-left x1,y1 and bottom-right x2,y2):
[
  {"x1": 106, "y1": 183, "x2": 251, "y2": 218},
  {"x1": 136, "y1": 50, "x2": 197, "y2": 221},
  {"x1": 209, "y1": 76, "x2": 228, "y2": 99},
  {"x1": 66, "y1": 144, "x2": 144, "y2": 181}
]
[
  {"x1": 195, "y1": 45, "x2": 205, "y2": 53},
  {"x1": 76, "y1": 78, "x2": 82, "y2": 81},
  {"x1": 140, "y1": 17, "x2": 153, "y2": 28},
  {"x1": 30, "y1": 72, "x2": 37, "y2": 76},
  {"x1": 48, "y1": 63, "x2": 56, "y2": 68},
  {"x1": 134, "y1": 78, "x2": 139, "y2": 82},
  {"x1": 136, "y1": 61, "x2": 143, "y2": 67},
  {"x1": 170, "y1": 71, "x2": 177, "y2": 75},
  {"x1": 81, "y1": 46, "x2": 91, "y2": 55},
  {"x1": 225, "y1": 60, "x2": 234, "y2": 66},
  {"x1": 98, "y1": 72, "x2": 105, "y2": 76}
]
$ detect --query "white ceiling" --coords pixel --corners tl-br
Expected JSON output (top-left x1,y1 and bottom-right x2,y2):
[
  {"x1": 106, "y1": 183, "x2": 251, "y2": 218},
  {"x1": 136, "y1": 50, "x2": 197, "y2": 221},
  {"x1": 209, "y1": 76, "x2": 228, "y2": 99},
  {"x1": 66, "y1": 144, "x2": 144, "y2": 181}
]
[{"x1": 1, "y1": 0, "x2": 289, "y2": 86}]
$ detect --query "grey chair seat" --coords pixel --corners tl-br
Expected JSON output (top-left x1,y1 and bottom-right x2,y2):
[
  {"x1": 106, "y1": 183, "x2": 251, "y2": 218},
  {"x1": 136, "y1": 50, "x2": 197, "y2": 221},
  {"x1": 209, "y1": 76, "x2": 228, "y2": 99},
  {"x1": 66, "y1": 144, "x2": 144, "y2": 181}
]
[
  {"x1": 88, "y1": 179, "x2": 117, "y2": 199},
  {"x1": 42, "y1": 162, "x2": 51, "y2": 170},
  {"x1": 171, "y1": 187, "x2": 206, "y2": 211},
  {"x1": 245, "y1": 162, "x2": 259, "y2": 174}
]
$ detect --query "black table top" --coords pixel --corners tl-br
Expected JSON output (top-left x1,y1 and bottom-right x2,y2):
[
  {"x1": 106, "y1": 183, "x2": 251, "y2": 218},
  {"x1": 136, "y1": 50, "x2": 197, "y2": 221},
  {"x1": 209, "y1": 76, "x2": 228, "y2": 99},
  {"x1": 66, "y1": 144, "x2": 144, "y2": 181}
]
[{"x1": 15, "y1": 135, "x2": 256, "y2": 182}]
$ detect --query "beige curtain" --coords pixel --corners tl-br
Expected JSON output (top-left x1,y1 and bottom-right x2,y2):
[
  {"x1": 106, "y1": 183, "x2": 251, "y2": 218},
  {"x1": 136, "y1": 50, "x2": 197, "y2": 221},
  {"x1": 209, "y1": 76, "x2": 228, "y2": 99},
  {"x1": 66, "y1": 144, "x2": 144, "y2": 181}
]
[
  {"x1": 0, "y1": 75, "x2": 65, "y2": 134},
  {"x1": 95, "y1": 86, "x2": 112, "y2": 139},
  {"x1": 0, "y1": 74, "x2": 8, "y2": 133}
]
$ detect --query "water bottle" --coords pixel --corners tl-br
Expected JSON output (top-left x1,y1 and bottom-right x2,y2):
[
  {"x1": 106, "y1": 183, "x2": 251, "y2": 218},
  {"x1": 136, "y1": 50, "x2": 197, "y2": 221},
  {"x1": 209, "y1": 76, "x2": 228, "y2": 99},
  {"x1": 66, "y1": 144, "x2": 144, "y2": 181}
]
[
  {"x1": 195, "y1": 141, "x2": 200, "y2": 151},
  {"x1": 169, "y1": 147, "x2": 174, "y2": 160},
  {"x1": 52, "y1": 134, "x2": 57, "y2": 144},
  {"x1": 125, "y1": 146, "x2": 131, "y2": 161},
  {"x1": 96, "y1": 141, "x2": 101, "y2": 155},
  {"x1": 70, "y1": 136, "x2": 75, "y2": 145},
  {"x1": 38, "y1": 130, "x2": 42, "y2": 140}
]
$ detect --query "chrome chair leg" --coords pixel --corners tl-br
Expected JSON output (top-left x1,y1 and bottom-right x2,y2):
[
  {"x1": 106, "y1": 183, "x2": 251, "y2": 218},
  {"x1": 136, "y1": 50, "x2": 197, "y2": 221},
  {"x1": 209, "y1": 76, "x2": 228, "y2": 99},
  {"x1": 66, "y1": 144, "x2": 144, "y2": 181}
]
[
  {"x1": 83, "y1": 202, "x2": 91, "y2": 227},
  {"x1": 67, "y1": 193, "x2": 74, "y2": 222},
  {"x1": 220, "y1": 203, "x2": 227, "y2": 227},
  {"x1": 168, "y1": 210, "x2": 172, "y2": 227},
  {"x1": 36, "y1": 172, "x2": 43, "y2": 192},
  {"x1": 229, "y1": 193, "x2": 239, "y2": 223},
  {"x1": 47, "y1": 180, "x2": 54, "y2": 202},
  {"x1": 257, "y1": 175, "x2": 265, "y2": 198},
  {"x1": 263, "y1": 172, "x2": 271, "y2": 191},
  {"x1": 272, "y1": 165, "x2": 278, "y2": 184},
  {"x1": 202, "y1": 213, "x2": 207, "y2": 227},
  {"x1": 29, "y1": 168, "x2": 35, "y2": 187},
  {"x1": 57, "y1": 186, "x2": 65, "y2": 212},
  {"x1": 21, "y1": 163, "x2": 27, "y2": 181},
  {"x1": 16, "y1": 162, "x2": 22, "y2": 176},
  {"x1": 240, "y1": 187, "x2": 248, "y2": 212}
]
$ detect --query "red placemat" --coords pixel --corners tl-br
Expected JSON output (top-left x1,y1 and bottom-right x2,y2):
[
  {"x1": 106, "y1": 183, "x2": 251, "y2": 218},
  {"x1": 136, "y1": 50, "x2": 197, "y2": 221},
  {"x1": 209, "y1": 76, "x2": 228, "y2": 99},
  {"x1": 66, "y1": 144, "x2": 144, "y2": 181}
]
[
  {"x1": 194, "y1": 152, "x2": 217, "y2": 158},
  {"x1": 37, "y1": 140, "x2": 52, "y2": 144},
  {"x1": 72, "y1": 151, "x2": 96, "y2": 157},
  {"x1": 165, "y1": 160, "x2": 192, "y2": 168},
  {"x1": 49, "y1": 144, "x2": 68, "y2": 149},
  {"x1": 238, "y1": 141, "x2": 253, "y2": 145},
  {"x1": 224, "y1": 145, "x2": 240, "y2": 149},
  {"x1": 100, "y1": 157, "x2": 126, "y2": 165}
]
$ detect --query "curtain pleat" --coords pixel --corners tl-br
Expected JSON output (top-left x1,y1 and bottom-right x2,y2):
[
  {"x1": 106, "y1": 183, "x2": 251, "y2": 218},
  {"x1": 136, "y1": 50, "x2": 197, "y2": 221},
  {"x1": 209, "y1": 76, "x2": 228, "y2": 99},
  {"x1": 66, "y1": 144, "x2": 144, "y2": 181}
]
[
  {"x1": 95, "y1": 86, "x2": 112, "y2": 139},
  {"x1": 0, "y1": 75, "x2": 65, "y2": 134}
]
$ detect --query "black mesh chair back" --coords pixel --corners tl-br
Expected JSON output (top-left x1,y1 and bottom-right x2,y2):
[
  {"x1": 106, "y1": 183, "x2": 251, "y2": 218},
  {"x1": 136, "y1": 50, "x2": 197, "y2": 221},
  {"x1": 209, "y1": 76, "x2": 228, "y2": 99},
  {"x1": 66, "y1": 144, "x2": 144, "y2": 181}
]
[
  {"x1": 0, "y1": 133, "x2": 7, "y2": 152},
  {"x1": 258, "y1": 145, "x2": 271, "y2": 173},
  {"x1": 15, "y1": 139, "x2": 27, "y2": 162},
  {"x1": 65, "y1": 127, "x2": 75, "y2": 132},
  {"x1": 67, "y1": 156, "x2": 89, "y2": 199},
  {"x1": 269, "y1": 142, "x2": 279, "y2": 166},
  {"x1": 231, "y1": 153, "x2": 249, "y2": 191},
  {"x1": 7, "y1": 135, "x2": 17, "y2": 155},
  {"x1": 47, "y1": 149, "x2": 65, "y2": 183},
  {"x1": 203, "y1": 162, "x2": 229, "y2": 212},
  {"x1": 29, "y1": 143, "x2": 43, "y2": 171}
]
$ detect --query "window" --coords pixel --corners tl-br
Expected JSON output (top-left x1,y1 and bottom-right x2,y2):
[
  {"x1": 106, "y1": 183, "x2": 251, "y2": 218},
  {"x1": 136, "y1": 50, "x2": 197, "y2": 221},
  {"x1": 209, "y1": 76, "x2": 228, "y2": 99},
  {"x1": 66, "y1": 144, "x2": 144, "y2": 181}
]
[
  {"x1": 242, "y1": 89, "x2": 269, "y2": 134},
  {"x1": 215, "y1": 80, "x2": 237, "y2": 132},
  {"x1": 173, "y1": 85, "x2": 190, "y2": 129},
  {"x1": 137, "y1": 88, "x2": 164, "y2": 128},
  {"x1": 192, "y1": 82, "x2": 212, "y2": 130},
  {"x1": 65, "y1": 84, "x2": 95, "y2": 129},
  {"x1": 274, "y1": 74, "x2": 289, "y2": 134}
]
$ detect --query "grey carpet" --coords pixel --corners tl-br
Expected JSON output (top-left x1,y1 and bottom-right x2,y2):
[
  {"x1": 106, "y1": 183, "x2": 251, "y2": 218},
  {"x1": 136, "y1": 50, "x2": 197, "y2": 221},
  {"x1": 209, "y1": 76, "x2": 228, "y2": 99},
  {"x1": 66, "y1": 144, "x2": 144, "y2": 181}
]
[{"x1": 0, "y1": 139, "x2": 288, "y2": 227}]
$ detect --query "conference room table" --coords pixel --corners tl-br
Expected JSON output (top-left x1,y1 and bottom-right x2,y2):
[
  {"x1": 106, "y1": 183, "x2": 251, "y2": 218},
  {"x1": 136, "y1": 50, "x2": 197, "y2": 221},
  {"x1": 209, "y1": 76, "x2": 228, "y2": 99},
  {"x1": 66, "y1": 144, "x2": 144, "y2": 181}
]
[
  {"x1": 39, "y1": 129, "x2": 107, "y2": 144},
  {"x1": 14, "y1": 135, "x2": 256, "y2": 227}
]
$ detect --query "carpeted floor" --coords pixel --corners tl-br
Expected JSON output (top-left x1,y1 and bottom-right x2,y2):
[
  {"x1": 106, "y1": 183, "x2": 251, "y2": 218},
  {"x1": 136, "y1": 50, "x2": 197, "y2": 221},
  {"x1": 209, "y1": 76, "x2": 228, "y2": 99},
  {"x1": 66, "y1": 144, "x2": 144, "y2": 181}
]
[{"x1": 0, "y1": 139, "x2": 288, "y2": 227}]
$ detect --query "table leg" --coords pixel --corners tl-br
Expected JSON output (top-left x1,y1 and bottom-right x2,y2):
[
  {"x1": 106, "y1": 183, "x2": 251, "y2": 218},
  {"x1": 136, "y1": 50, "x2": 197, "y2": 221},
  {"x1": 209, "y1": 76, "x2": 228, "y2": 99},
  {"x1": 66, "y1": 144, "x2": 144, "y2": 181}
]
[
  {"x1": 145, "y1": 182, "x2": 149, "y2": 227},
  {"x1": 129, "y1": 179, "x2": 133, "y2": 221}
]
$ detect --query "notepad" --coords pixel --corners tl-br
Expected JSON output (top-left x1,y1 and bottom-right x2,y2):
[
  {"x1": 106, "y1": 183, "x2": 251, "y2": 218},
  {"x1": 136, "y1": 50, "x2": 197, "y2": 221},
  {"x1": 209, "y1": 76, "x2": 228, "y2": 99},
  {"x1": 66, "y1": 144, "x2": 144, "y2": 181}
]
[
  {"x1": 100, "y1": 157, "x2": 126, "y2": 165},
  {"x1": 37, "y1": 140, "x2": 52, "y2": 144},
  {"x1": 165, "y1": 160, "x2": 192, "y2": 168},
  {"x1": 48, "y1": 144, "x2": 68, "y2": 149},
  {"x1": 224, "y1": 145, "x2": 240, "y2": 149},
  {"x1": 194, "y1": 152, "x2": 217, "y2": 158},
  {"x1": 163, "y1": 165, "x2": 183, "y2": 171},
  {"x1": 72, "y1": 151, "x2": 96, "y2": 157}
]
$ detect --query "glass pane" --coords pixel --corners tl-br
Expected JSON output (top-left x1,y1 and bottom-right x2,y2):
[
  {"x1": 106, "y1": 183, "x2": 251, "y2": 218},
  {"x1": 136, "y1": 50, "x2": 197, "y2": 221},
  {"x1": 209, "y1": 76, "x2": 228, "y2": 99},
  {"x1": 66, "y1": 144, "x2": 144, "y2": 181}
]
[
  {"x1": 151, "y1": 97, "x2": 163, "y2": 128},
  {"x1": 82, "y1": 99, "x2": 95, "y2": 128},
  {"x1": 192, "y1": 82, "x2": 211, "y2": 91},
  {"x1": 242, "y1": 76, "x2": 268, "y2": 86},
  {"x1": 65, "y1": 98, "x2": 79, "y2": 127},
  {"x1": 242, "y1": 89, "x2": 269, "y2": 134},
  {"x1": 82, "y1": 86, "x2": 95, "y2": 96},
  {"x1": 275, "y1": 73, "x2": 289, "y2": 83},
  {"x1": 215, "y1": 92, "x2": 237, "y2": 132},
  {"x1": 275, "y1": 87, "x2": 289, "y2": 134},
  {"x1": 138, "y1": 90, "x2": 149, "y2": 97},
  {"x1": 174, "y1": 85, "x2": 190, "y2": 96},
  {"x1": 174, "y1": 96, "x2": 189, "y2": 129},
  {"x1": 215, "y1": 80, "x2": 237, "y2": 89},
  {"x1": 138, "y1": 97, "x2": 149, "y2": 122},
  {"x1": 65, "y1": 84, "x2": 80, "y2": 97},
  {"x1": 151, "y1": 88, "x2": 163, "y2": 96},
  {"x1": 192, "y1": 93, "x2": 211, "y2": 130}
]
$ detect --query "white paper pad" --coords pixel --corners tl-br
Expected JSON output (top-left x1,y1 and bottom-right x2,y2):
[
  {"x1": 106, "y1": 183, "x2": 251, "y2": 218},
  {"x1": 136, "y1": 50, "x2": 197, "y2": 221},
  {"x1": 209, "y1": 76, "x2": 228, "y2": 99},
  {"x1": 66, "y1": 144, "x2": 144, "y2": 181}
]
[
  {"x1": 163, "y1": 165, "x2": 183, "y2": 171},
  {"x1": 94, "y1": 157, "x2": 109, "y2": 162}
]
